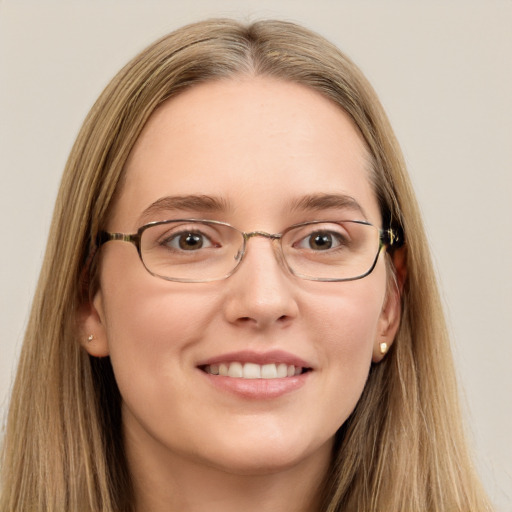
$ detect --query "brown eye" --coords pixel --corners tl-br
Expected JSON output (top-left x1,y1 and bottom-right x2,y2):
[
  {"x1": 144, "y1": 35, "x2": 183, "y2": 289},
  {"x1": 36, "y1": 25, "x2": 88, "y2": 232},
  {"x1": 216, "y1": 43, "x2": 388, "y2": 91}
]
[
  {"x1": 309, "y1": 232, "x2": 334, "y2": 250},
  {"x1": 164, "y1": 231, "x2": 212, "y2": 251},
  {"x1": 296, "y1": 231, "x2": 343, "y2": 251},
  {"x1": 179, "y1": 232, "x2": 204, "y2": 250}
]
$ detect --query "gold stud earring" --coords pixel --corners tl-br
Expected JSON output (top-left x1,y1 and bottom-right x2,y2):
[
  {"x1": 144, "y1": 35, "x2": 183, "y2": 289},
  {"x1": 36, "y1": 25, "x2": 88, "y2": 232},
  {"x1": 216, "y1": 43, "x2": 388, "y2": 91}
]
[
  {"x1": 380, "y1": 342, "x2": 388, "y2": 355},
  {"x1": 87, "y1": 334, "x2": 94, "y2": 342}
]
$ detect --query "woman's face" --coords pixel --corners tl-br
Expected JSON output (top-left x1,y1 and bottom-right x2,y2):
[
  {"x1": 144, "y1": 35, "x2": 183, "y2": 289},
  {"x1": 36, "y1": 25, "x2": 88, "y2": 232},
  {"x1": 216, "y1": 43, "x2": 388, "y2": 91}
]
[{"x1": 83, "y1": 77, "x2": 400, "y2": 476}]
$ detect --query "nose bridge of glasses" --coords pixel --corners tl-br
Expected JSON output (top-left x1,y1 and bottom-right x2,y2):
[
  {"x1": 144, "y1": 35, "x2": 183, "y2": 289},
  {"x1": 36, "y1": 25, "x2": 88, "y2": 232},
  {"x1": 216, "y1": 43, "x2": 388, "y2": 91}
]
[
  {"x1": 237, "y1": 230, "x2": 285, "y2": 267},
  {"x1": 244, "y1": 231, "x2": 282, "y2": 241}
]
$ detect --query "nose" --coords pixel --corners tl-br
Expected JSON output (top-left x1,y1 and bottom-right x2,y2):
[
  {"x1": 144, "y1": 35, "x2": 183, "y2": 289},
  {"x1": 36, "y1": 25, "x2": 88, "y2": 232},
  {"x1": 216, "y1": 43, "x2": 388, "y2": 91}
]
[{"x1": 222, "y1": 235, "x2": 299, "y2": 329}]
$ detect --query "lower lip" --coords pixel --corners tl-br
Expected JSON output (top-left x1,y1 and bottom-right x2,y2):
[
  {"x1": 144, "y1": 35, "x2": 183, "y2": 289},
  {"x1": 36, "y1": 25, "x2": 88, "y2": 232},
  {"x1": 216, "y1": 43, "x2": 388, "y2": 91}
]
[{"x1": 199, "y1": 370, "x2": 311, "y2": 399}]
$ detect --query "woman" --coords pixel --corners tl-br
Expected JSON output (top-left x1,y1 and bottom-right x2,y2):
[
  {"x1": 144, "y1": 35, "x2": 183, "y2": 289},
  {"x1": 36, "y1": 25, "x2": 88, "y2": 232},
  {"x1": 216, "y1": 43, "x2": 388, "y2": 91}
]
[{"x1": 0, "y1": 19, "x2": 492, "y2": 512}]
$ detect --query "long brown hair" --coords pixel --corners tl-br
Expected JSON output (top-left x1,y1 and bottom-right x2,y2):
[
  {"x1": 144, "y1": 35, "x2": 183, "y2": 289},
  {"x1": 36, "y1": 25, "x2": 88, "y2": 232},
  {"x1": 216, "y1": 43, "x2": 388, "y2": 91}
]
[{"x1": 0, "y1": 19, "x2": 492, "y2": 511}]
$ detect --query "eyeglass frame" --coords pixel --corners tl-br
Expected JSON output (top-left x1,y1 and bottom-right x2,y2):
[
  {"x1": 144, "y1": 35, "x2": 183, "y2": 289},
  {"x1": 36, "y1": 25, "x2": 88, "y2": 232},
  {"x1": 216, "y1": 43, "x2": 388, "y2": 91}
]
[{"x1": 95, "y1": 218, "x2": 404, "y2": 283}]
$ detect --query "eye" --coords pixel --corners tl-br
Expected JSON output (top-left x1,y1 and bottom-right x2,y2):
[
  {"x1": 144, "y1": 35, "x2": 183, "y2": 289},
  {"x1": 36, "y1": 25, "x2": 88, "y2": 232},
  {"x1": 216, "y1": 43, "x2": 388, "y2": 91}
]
[
  {"x1": 164, "y1": 230, "x2": 214, "y2": 251},
  {"x1": 296, "y1": 230, "x2": 344, "y2": 251}
]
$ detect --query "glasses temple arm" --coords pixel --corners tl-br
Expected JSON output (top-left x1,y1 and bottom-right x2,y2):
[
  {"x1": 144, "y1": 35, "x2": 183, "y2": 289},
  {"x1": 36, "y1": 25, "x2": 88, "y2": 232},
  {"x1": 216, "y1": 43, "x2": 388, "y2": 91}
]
[{"x1": 381, "y1": 226, "x2": 405, "y2": 249}]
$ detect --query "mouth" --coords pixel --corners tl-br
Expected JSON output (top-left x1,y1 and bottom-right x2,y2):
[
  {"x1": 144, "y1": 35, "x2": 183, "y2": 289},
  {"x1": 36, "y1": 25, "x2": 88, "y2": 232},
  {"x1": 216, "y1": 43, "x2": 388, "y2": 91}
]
[
  {"x1": 200, "y1": 362, "x2": 312, "y2": 380},
  {"x1": 197, "y1": 351, "x2": 313, "y2": 398}
]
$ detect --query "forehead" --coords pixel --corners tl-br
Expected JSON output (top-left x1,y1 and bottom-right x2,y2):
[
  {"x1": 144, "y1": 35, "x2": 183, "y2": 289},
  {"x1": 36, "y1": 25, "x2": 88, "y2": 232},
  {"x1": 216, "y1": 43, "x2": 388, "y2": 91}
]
[{"x1": 110, "y1": 77, "x2": 379, "y2": 229}]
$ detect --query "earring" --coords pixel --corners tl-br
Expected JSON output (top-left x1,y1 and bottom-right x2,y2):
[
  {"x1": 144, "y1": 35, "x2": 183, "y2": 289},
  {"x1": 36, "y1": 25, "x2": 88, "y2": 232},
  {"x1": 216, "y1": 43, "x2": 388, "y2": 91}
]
[
  {"x1": 380, "y1": 342, "x2": 388, "y2": 355},
  {"x1": 87, "y1": 334, "x2": 94, "y2": 342}
]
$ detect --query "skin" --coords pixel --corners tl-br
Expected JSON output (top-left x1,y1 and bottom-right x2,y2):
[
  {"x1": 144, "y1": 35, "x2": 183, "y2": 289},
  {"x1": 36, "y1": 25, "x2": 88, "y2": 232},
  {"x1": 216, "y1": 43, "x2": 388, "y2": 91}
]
[{"x1": 81, "y1": 76, "x2": 401, "y2": 512}]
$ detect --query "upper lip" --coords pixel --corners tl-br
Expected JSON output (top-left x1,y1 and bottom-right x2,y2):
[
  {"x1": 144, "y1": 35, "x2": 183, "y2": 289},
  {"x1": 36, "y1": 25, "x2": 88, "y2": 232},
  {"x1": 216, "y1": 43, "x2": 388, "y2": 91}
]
[{"x1": 196, "y1": 350, "x2": 313, "y2": 369}]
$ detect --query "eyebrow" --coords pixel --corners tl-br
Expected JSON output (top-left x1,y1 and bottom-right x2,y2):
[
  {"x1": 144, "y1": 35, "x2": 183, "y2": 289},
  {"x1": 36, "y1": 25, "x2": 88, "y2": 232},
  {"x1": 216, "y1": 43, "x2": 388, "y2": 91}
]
[
  {"x1": 138, "y1": 195, "x2": 230, "y2": 224},
  {"x1": 137, "y1": 192, "x2": 367, "y2": 226},
  {"x1": 288, "y1": 193, "x2": 368, "y2": 219}
]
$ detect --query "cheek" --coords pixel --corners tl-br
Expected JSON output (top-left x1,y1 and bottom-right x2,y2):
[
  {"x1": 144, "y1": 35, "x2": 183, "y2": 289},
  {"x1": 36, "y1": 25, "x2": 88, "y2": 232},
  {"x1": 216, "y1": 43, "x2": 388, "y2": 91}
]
[
  {"x1": 100, "y1": 245, "x2": 215, "y2": 340},
  {"x1": 306, "y1": 273, "x2": 385, "y2": 353},
  {"x1": 97, "y1": 250, "x2": 218, "y2": 406},
  {"x1": 303, "y1": 275, "x2": 386, "y2": 420}
]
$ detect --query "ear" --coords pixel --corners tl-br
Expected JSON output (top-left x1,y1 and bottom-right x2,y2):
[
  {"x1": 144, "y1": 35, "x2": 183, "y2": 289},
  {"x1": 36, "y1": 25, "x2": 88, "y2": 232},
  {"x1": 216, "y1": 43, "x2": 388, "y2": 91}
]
[
  {"x1": 372, "y1": 247, "x2": 407, "y2": 363},
  {"x1": 78, "y1": 290, "x2": 110, "y2": 358}
]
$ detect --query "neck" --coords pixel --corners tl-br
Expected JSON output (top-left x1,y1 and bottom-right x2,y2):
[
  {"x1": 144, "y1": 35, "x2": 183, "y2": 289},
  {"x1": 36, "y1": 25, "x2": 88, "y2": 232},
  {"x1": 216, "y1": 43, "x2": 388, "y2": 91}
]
[{"x1": 125, "y1": 423, "x2": 332, "y2": 512}]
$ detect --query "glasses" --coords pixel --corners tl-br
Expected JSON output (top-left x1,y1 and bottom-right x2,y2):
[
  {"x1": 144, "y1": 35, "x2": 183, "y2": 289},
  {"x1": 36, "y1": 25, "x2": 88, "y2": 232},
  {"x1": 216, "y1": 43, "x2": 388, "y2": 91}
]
[{"x1": 96, "y1": 219, "x2": 403, "y2": 283}]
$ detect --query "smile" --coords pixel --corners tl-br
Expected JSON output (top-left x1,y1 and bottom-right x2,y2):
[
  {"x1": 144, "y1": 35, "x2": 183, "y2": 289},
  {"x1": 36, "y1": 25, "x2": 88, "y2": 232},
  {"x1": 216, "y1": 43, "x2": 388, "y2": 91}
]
[{"x1": 202, "y1": 362, "x2": 309, "y2": 379}]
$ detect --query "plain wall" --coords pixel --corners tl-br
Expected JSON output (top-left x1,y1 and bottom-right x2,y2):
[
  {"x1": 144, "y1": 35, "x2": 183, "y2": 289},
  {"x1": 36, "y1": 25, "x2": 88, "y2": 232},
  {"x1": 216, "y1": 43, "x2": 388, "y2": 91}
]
[{"x1": 1, "y1": 1, "x2": 511, "y2": 509}]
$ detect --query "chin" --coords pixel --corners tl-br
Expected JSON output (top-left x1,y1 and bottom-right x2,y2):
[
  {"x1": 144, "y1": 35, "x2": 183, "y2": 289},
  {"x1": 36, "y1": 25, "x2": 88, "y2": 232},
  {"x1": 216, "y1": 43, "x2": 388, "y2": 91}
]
[
  {"x1": 194, "y1": 431, "x2": 334, "y2": 476},
  {"x1": 203, "y1": 450, "x2": 315, "y2": 476}
]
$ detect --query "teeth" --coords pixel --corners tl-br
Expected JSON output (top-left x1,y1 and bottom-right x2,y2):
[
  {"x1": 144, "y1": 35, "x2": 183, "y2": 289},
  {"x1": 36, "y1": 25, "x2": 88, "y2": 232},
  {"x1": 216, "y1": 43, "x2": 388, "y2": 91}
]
[
  {"x1": 228, "y1": 362, "x2": 243, "y2": 378},
  {"x1": 204, "y1": 362, "x2": 304, "y2": 379},
  {"x1": 261, "y1": 363, "x2": 277, "y2": 379},
  {"x1": 276, "y1": 363, "x2": 288, "y2": 378},
  {"x1": 244, "y1": 363, "x2": 261, "y2": 379}
]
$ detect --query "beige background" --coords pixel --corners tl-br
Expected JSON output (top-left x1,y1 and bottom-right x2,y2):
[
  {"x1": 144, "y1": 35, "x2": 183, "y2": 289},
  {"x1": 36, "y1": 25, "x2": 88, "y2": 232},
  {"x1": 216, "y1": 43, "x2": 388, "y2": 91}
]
[{"x1": 1, "y1": 1, "x2": 511, "y2": 509}]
